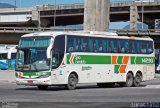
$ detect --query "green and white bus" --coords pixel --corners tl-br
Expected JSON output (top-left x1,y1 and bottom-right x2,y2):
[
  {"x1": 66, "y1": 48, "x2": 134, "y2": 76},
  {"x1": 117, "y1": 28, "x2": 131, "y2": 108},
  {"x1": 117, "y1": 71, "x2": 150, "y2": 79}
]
[{"x1": 15, "y1": 31, "x2": 155, "y2": 90}]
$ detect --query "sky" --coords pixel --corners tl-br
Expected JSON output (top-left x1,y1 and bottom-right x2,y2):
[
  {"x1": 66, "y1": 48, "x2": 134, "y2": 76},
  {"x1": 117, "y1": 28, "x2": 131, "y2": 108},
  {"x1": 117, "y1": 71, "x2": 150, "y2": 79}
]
[{"x1": 0, "y1": 0, "x2": 134, "y2": 8}]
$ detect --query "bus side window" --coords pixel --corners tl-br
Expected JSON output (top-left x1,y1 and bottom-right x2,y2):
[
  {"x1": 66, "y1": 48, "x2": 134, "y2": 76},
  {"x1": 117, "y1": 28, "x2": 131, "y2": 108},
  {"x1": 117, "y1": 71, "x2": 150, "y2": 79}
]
[
  {"x1": 11, "y1": 53, "x2": 17, "y2": 59},
  {"x1": 120, "y1": 40, "x2": 125, "y2": 53},
  {"x1": 124, "y1": 41, "x2": 128, "y2": 53},
  {"x1": 117, "y1": 40, "x2": 121, "y2": 53},
  {"x1": 139, "y1": 42, "x2": 143, "y2": 54},
  {"x1": 98, "y1": 40, "x2": 103, "y2": 53},
  {"x1": 147, "y1": 42, "x2": 153, "y2": 53},
  {"x1": 111, "y1": 40, "x2": 114, "y2": 53},
  {"x1": 76, "y1": 38, "x2": 82, "y2": 52},
  {"x1": 128, "y1": 41, "x2": 132, "y2": 53},
  {"x1": 102, "y1": 40, "x2": 107, "y2": 53},
  {"x1": 141, "y1": 42, "x2": 147, "y2": 54},
  {"x1": 67, "y1": 37, "x2": 74, "y2": 52},
  {"x1": 1, "y1": 53, "x2": 7, "y2": 60},
  {"x1": 88, "y1": 38, "x2": 93, "y2": 52},
  {"x1": 107, "y1": 40, "x2": 111, "y2": 53},
  {"x1": 114, "y1": 40, "x2": 118, "y2": 53},
  {"x1": 73, "y1": 37, "x2": 77, "y2": 52},
  {"x1": 93, "y1": 39, "x2": 98, "y2": 52},
  {"x1": 136, "y1": 41, "x2": 140, "y2": 54},
  {"x1": 129, "y1": 40, "x2": 135, "y2": 53},
  {"x1": 83, "y1": 38, "x2": 89, "y2": 52},
  {"x1": 1, "y1": 54, "x2": 4, "y2": 59}
]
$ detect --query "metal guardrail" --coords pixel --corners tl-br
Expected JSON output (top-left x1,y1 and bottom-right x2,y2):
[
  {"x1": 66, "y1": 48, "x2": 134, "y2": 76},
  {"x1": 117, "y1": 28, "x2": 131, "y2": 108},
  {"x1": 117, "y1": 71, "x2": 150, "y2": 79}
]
[
  {"x1": 112, "y1": 29, "x2": 160, "y2": 36},
  {"x1": 0, "y1": 27, "x2": 83, "y2": 33},
  {"x1": 111, "y1": 29, "x2": 160, "y2": 33},
  {"x1": 0, "y1": 27, "x2": 160, "y2": 35},
  {"x1": 44, "y1": 1, "x2": 159, "y2": 7},
  {"x1": 48, "y1": 3, "x2": 84, "y2": 7}
]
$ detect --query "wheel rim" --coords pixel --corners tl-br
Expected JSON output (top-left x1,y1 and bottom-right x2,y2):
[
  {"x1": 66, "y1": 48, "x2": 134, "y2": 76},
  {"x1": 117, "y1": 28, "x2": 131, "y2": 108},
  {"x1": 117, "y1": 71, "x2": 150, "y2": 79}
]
[
  {"x1": 68, "y1": 75, "x2": 77, "y2": 88},
  {"x1": 69, "y1": 77, "x2": 76, "y2": 86}
]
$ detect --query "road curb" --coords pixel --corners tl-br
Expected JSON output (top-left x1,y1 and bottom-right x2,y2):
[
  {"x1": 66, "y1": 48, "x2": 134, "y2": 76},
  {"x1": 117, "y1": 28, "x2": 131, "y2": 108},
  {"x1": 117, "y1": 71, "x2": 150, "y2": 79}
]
[
  {"x1": 0, "y1": 80, "x2": 16, "y2": 83},
  {"x1": 155, "y1": 73, "x2": 160, "y2": 78}
]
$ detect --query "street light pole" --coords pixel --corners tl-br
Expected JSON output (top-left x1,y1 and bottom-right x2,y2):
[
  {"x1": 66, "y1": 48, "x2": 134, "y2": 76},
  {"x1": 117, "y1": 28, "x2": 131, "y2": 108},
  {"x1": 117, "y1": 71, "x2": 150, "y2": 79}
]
[
  {"x1": 141, "y1": 0, "x2": 144, "y2": 31},
  {"x1": 37, "y1": 6, "x2": 41, "y2": 31},
  {"x1": 53, "y1": 0, "x2": 56, "y2": 27},
  {"x1": 14, "y1": 0, "x2": 16, "y2": 10}
]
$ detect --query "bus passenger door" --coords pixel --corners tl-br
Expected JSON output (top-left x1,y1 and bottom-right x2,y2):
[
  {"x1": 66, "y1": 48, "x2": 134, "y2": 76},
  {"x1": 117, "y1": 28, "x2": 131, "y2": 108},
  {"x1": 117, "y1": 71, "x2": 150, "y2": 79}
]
[{"x1": 51, "y1": 51, "x2": 66, "y2": 84}]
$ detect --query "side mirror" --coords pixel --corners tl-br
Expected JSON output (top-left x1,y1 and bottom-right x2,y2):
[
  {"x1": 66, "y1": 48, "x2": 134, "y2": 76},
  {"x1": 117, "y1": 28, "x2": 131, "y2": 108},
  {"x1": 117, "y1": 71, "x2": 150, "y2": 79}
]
[{"x1": 15, "y1": 46, "x2": 18, "y2": 49}]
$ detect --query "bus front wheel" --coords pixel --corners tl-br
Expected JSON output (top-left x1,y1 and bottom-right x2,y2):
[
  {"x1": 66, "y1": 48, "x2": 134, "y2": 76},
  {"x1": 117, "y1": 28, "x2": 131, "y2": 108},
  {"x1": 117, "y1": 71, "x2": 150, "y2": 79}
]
[
  {"x1": 37, "y1": 85, "x2": 48, "y2": 90},
  {"x1": 65, "y1": 74, "x2": 78, "y2": 90}
]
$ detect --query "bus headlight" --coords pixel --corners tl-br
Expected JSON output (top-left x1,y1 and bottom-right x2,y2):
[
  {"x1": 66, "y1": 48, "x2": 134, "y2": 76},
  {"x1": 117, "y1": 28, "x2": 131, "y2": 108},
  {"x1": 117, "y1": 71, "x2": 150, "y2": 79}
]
[{"x1": 39, "y1": 72, "x2": 50, "y2": 78}]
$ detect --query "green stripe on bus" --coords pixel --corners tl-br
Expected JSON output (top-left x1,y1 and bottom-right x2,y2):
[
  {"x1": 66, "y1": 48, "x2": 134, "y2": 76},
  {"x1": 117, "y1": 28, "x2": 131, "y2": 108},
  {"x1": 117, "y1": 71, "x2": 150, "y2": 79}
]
[
  {"x1": 131, "y1": 57, "x2": 155, "y2": 64},
  {"x1": 67, "y1": 55, "x2": 154, "y2": 65},
  {"x1": 131, "y1": 56, "x2": 136, "y2": 64},
  {"x1": 117, "y1": 56, "x2": 123, "y2": 64},
  {"x1": 67, "y1": 55, "x2": 111, "y2": 64},
  {"x1": 114, "y1": 65, "x2": 120, "y2": 74}
]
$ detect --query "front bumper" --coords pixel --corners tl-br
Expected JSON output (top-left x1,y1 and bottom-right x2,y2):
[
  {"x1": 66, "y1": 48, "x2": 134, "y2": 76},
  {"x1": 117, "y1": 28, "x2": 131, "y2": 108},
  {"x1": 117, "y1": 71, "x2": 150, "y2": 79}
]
[{"x1": 16, "y1": 77, "x2": 52, "y2": 85}]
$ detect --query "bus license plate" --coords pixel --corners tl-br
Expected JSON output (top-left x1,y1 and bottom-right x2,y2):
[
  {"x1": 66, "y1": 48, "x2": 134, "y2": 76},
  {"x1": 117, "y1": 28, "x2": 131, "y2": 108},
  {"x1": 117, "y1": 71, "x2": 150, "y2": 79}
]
[{"x1": 27, "y1": 81, "x2": 33, "y2": 84}]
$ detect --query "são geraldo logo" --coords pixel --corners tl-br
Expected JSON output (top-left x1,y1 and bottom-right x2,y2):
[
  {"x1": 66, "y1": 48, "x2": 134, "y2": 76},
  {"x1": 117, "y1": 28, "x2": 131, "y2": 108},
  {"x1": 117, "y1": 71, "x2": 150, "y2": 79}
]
[
  {"x1": 69, "y1": 55, "x2": 86, "y2": 64},
  {"x1": 74, "y1": 55, "x2": 86, "y2": 64}
]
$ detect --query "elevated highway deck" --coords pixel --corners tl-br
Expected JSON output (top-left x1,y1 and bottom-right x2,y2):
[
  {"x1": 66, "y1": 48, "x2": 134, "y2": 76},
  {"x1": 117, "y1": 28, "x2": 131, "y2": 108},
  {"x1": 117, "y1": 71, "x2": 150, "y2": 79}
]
[
  {"x1": 0, "y1": 27, "x2": 159, "y2": 47},
  {"x1": 0, "y1": 2, "x2": 160, "y2": 28}
]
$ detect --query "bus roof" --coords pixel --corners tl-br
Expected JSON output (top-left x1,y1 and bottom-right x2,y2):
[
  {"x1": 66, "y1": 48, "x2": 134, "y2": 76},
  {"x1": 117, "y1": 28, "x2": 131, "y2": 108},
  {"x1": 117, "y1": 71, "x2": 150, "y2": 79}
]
[{"x1": 21, "y1": 31, "x2": 153, "y2": 41}]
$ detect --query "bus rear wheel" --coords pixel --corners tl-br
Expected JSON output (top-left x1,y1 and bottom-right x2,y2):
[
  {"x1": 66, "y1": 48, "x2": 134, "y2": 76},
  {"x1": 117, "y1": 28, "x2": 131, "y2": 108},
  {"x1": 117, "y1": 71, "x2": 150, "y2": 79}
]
[
  {"x1": 124, "y1": 72, "x2": 133, "y2": 87},
  {"x1": 65, "y1": 74, "x2": 78, "y2": 90},
  {"x1": 133, "y1": 73, "x2": 142, "y2": 87},
  {"x1": 37, "y1": 85, "x2": 48, "y2": 90}
]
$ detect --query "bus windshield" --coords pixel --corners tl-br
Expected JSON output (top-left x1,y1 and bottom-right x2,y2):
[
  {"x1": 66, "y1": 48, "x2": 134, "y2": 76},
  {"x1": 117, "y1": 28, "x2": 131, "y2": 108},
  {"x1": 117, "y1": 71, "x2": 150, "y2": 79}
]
[
  {"x1": 16, "y1": 48, "x2": 50, "y2": 71},
  {"x1": 16, "y1": 36, "x2": 52, "y2": 71},
  {"x1": 19, "y1": 36, "x2": 52, "y2": 48}
]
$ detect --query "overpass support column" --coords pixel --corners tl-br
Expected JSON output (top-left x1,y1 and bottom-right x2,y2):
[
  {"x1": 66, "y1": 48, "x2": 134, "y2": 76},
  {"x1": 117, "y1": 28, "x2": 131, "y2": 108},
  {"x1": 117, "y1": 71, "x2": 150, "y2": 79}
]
[
  {"x1": 130, "y1": 5, "x2": 138, "y2": 31},
  {"x1": 84, "y1": 0, "x2": 110, "y2": 32}
]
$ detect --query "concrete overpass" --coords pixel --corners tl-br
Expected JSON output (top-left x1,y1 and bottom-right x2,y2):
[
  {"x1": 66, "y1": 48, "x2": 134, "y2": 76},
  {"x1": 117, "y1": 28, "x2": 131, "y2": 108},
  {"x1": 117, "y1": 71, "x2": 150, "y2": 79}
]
[
  {"x1": 0, "y1": 27, "x2": 82, "y2": 44},
  {"x1": 0, "y1": 2, "x2": 160, "y2": 29},
  {"x1": 0, "y1": 1, "x2": 160, "y2": 46},
  {"x1": 0, "y1": 27, "x2": 160, "y2": 48}
]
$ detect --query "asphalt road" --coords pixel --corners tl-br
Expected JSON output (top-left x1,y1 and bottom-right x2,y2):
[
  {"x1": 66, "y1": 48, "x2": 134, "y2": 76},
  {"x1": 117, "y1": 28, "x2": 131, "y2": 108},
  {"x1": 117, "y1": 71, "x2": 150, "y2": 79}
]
[
  {"x1": 0, "y1": 70, "x2": 160, "y2": 108},
  {"x1": 0, "y1": 78, "x2": 160, "y2": 108}
]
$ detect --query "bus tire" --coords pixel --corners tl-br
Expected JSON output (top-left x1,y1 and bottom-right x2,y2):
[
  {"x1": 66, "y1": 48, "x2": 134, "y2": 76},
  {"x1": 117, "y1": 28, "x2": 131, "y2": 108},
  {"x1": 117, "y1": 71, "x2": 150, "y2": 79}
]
[
  {"x1": 125, "y1": 72, "x2": 134, "y2": 87},
  {"x1": 37, "y1": 85, "x2": 48, "y2": 90},
  {"x1": 133, "y1": 73, "x2": 142, "y2": 87},
  {"x1": 65, "y1": 74, "x2": 78, "y2": 90}
]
